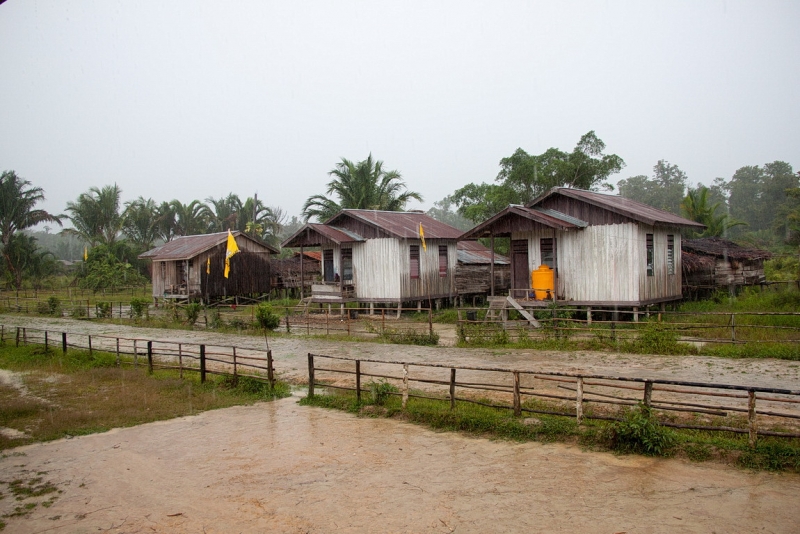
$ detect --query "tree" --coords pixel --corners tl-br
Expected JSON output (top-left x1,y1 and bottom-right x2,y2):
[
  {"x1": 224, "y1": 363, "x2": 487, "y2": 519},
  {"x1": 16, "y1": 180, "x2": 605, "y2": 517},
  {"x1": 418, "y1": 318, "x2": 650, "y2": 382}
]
[
  {"x1": 77, "y1": 244, "x2": 147, "y2": 293},
  {"x1": 64, "y1": 184, "x2": 124, "y2": 246},
  {"x1": 122, "y1": 197, "x2": 159, "y2": 250},
  {"x1": 0, "y1": 171, "x2": 64, "y2": 288},
  {"x1": 618, "y1": 160, "x2": 688, "y2": 214},
  {"x1": 1, "y1": 233, "x2": 58, "y2": 290},
  {"x1": 727, "y1": 161, "x2": 798, "y2": 238},
  {"x1": 426, "y1": 196, "x2": 474, "y2": 231},
  {"x1": 451, "y1": 131, "x2": 624, "y2": 223},
  {"x1": 206, "y1": 193, "x2": 243, "y2": 233},
  {"x1": 680, "y1": 186, "x2": 744, "y2": 238},
  {"x1": 169, "y1": 199, "x2": 211, "y2": 237},
  {"x1": 302, "y1": 154, "x2": 422, "y2": 222}
]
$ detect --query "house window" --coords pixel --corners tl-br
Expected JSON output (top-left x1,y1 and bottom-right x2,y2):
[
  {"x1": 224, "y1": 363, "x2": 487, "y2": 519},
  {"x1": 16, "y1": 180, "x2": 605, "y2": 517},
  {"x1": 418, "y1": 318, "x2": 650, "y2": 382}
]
[
  {"x1": 410, "y1": 245, "x2": 420, "y2": 279},
  {"x1": 341, "y1": 248, "x2": 353, "y2": 282},
  {"x1": 667, "y1": 235, "x2": 675, "y2": 275},
  {"x1": 438, "y1": 245, "x2": 448, "y2": 276},
  {"x1": 540, "y1": 238, "x2": 554, "y2": 268},
  {"x1": 646, "y1": 234, "x2": 654, "y2": 277}
]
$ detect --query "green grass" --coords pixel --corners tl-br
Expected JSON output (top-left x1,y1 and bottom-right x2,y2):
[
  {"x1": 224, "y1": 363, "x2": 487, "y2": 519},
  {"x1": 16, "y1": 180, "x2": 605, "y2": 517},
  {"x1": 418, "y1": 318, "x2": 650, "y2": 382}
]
[
  {"x1": 300, "y1": 388, "x2": 800, "y2": 472},
  {"x1": 0, "y1": 343, "x2": 290, "y2": 451}
]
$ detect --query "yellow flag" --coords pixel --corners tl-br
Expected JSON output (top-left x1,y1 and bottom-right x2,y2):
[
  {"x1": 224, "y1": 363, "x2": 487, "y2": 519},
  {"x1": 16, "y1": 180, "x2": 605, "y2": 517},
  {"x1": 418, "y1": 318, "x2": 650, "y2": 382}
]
[
  {"x1": 419, "y1": 222, "x2": 426, "y2": 252},
  {"x1": 224, "y1": 230, "x2": 240, "y2": 278},
  {"x1": 83, "y1": 246, "x2": 88, "y2": 261},
  {"x1": 206, "y1": 256, "x2": 211, "y2": 275}
]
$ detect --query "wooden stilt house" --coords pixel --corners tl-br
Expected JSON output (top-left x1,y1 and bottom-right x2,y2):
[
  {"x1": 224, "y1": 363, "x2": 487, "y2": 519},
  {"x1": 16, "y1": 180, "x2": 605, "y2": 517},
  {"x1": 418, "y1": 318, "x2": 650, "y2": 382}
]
[
  {"x1": 459, "y1": 187, "x2": 706, "y2": 311},
  {"x1": 139, "y1": 231, "x2": 279, "y2": 303},
  {"x1": 281, "y1": 210, "x2": 462, "y2": 310},
  {"x1": 681, "y1": 237, "x2": 771, "y2": 298}
]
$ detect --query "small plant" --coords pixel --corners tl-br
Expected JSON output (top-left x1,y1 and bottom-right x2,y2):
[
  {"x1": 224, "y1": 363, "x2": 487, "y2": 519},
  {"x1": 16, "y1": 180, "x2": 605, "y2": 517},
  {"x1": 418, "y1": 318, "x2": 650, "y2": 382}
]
[
  {"x1": 47, "y1": 296, "x2": 61, "y2": 316},
  {"x1": 95, "y1": 301, "x2": 112, "y2": 318},
  {"x1": 608, "y1": 404, "x2": 676, "y2": 456},
  {"x1": 255, "y1": 302, "x2": 281, "y2": 331},
  {"x1": 129, "y1": 297, "x2": 150, "y2": 320},
  {"x1": 207, "y1": 307, "x2": 222, "y2": 328},
  {"x1": 184, "y1": 302, "x2": 203, "y2": 326},
  {"x1": 70, "y1": 305, "x2": 87, "y2": 319},
  {"x1": 623, "y1": 321, "x2": 695, "y2": 355},
  {"x1": 36, "y1": 301, "x2": 51, "y2": 315},
  {"x1": 368, "y1": 380, "x2": 398, "y2": 406}
]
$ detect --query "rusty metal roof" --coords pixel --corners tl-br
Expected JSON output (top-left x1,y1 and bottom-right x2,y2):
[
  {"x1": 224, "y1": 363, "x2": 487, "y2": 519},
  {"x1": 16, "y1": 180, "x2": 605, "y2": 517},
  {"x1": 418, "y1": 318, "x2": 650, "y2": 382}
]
[
  {"x1": 328, "y1": 210, "x2": 464, "y2": 240},
  {"x1": 459, "y1": 204, "x2": 585, "y2": 239},
  {"x1": 281, "y1": 223, "x2": 366, "y2": 248},
  {"x1": 138, "y1": 231, "x2": 278, "y2": 261},
  {"x1": 531, "y1": 187, "x2": 706, "y2": 229},
  {"x1": 457, "y1": 241, "x2": 510, "y2": 265}
]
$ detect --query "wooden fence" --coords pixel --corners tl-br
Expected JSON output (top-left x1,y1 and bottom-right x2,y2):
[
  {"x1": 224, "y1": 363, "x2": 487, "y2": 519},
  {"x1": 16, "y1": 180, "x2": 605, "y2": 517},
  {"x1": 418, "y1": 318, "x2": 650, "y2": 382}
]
[
  {"x1": 307, "y1": 353, "x2": 800, "y2": 446},
  {"x1": 0, "y1": 325, "x2": 275, "y2": 385}
]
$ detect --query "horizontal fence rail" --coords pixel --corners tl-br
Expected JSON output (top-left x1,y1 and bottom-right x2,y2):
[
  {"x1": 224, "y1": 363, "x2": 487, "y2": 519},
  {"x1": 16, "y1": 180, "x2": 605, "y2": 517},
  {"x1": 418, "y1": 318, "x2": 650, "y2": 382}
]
[
  {"x1": 307, "y1": 353, "x2": 800, "y2": 447},
  {"x1": 1, "y1": 325, "x2": 276, "y2": 386}
]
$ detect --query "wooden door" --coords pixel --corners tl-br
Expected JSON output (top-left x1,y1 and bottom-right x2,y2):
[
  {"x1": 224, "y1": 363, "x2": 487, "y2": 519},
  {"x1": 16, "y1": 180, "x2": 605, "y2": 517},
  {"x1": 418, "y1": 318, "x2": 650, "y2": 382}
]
[{"x1": 511, "y1": 240, "x2": 529, "y2": 290}]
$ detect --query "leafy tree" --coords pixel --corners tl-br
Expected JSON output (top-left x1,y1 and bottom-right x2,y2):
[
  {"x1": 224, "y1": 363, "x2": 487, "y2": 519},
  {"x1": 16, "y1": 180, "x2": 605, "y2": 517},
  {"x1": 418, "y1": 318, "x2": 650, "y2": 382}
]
[
  {"x1": 0, "y1": 171, "x2": 63, "y2": 286},
  {"x1": 1, "y1": 233, "x2": 58, "y2": 290},
  {"x1": 206, "y1": 193, "x2": 243, "y2": 233},
  {"x1": 727, "y1": 162, "x2": 798, "y2": 237},
  {"x1": 451, "y1": 131, "x2": 624, "y2": 223},
  {"x1": 64, "y1": 184, "x2": 124, "y2": 246},
  {"x1": 426, "y1": 196, "x2": 474, "y2": 231},
  {"x1": 618, "y1": 160, "x2": 688, "y2": 214},
  {"x1": 680, "y1": 186, "x2": 744, "y2": 238},
  {"x1": 122, "y1": 197, "x2": 160, "y2": 250},
  {"x1": 302, "y1": 154, "x2": 422, "y2": 222},
  {"x1": 78, "y1": 244, "x2": 147, "y2": 293},
  {"x1": 169, "y1": 199, "x2": 211, "y2": 237}
]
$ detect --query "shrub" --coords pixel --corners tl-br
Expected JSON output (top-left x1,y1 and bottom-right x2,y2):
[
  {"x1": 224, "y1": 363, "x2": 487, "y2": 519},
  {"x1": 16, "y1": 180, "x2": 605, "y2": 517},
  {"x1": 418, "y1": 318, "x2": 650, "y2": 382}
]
[
  {"x1": 622, "y1": 321, "x2": 695, "y2": 355},
  {"x1": 206, "y1": 307, "x2": 222, "y2": 329},
  {"x1": 368, "y1": 380, "x2": 398, "y2": 406},
  {"x1": 608, "y1": 404, "x2": 675, "y2": 456},
  {"x1": 70, "y1": 305, "x2": 87, "y2": 319},
  {"x1": 129, "y1": 297, "x2": 150, "y2": 320},
  {"x1": 46, "y1": 296, "x2": 61, "y2": 316},
  {"x1": 95, "y1": 301, "x2": 112, "y2": 319},
  {"x1": 184, "y1": 302, "x2": 203, "y2": 326},
  {"x1": 254, "y1": 303, "x2": 281, "y2": 331}
]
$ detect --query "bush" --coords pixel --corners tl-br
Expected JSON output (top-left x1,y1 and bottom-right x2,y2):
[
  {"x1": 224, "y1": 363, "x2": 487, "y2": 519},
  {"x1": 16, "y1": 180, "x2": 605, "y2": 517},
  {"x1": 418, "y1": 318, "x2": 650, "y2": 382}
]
[
  {"x1": 254, "y1": 302, "x2": 281, "y2": 331},
  {"x1": 129, "y1": 297, "x2": 150, "y2": 320},
  {"x1": 184, "y1": 302, "x2": 202, "y2": 326},
  {"x1": 70, "y1": 305, "x2": 87, "y2": 319},
  {"x1": 622, "y1": 321, "x2": 695, "y2": 355},
  {"x1": 608, "y1": 404, "x2": 675, "y2": 456},
  {"x1": 367, "y1": 380, "x2": 398, "y2": 406},
  {"x1": 47, "y1": 296, "x2": 61, "y2": 316},
  {"x1": 95, "y1": 301, "x2": 112, "y2": 319}
]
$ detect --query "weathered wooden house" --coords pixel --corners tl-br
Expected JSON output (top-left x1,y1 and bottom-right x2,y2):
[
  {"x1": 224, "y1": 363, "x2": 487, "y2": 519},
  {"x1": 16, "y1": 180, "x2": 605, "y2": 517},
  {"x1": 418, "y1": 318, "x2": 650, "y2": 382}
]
[
  {"x1": 139, "y1": 231, "x2": 279, "y2": 303},
  {"x1": 460, "y1": 187, "x2": 706, "y2": 311},
  {"x1": 271, "y1": 251, "x2": 322, "y2": 297},
  {"x1": 681, "y1": 237, "x2": 771, "y2": 298},
  {"x1": 455, "y1": 240, "x2": 510, "y2": 303},
  {"x1": 281, "y1": 210, "x2": 462, "y2": 311}
]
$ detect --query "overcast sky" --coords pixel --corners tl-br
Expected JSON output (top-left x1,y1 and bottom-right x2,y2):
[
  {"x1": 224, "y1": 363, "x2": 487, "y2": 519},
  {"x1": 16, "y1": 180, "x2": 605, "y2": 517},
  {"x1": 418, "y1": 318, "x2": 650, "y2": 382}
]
[{"x1": 1, "y1": 1, "x2": 798, "y2": 224}]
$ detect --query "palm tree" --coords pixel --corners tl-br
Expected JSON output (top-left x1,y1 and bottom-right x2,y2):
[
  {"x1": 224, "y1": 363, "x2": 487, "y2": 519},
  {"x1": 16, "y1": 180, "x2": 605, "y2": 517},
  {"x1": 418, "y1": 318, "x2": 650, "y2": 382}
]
[
  {"x1": 64, "y1": 184, "x2": 124, "y2": 246},
  {"x1": 0, "y1": 171, "x2": 63, "y2": 288},
  {"x1": 206, "y1": 193, "x2": 243, "y2": 233},
  {"x1": 169, "y1": 199, "x2": 211, "y2": 237},
  {"x1": 681, "y1": 186, "x2": 745, "y2": 238},
  {"x1": 302, "y1": 155, "x2": 423, "y2": 222},
  {"x1": 122, "y1": 197, "x2": 160, "y2": 250}
]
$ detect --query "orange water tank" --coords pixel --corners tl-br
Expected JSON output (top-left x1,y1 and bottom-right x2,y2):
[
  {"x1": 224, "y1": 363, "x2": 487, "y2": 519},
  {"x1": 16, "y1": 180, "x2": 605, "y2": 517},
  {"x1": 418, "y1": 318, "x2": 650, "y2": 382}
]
[{"x1": 531, "y1": 265, "x2": 554, "y2": 300}]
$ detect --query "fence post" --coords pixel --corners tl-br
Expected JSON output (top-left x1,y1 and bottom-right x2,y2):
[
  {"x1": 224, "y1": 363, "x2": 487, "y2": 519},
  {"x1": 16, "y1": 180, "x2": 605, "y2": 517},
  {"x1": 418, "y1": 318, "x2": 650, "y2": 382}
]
[
  {"x1": 0, "y1": 325, "x2": 4, "y2": 343},
  {"x1": 22, "y1": 328, "x2": 26, "y2": 346},
  {"x1": 576, "y1": 377, "x2": 584, "y2": 425},
  {"x1": 88, "y1": 334, "x2": 92, "y2": 355},
  {"x1": 355, "y1": 359, "x2": 361, "y2": 402},
  {"x1": 307, "y1": 353, "x2": 315, "y2": 397},
  {"x1": 62, "y1": 332, "x2": 67, "y2": 354},
  {"x1": 428, "y1": 307, "x2": 433, "y2": 336},
  {"x1": 133, "y1": 339, "x2": 138, "y2": 367},
  {"x1": 44, "y1": 331, "x2": 48, "y2": 352},
  {"x1": 116, "y1": 338, "x2": 120, "y2": 366},
  {"x1": 513, "y1": 371, "x2": 521, "y2": 417},
  {"x1": 267, "y1": 350, "x2": 274, "y2": 387},
  {"x1": 326, "y1": 307, "x2": 329, "y2": 336},
  {"x1": 147, "y1": 341, "x2": 153, "y2": 375},
  {"x1": 402, "y1": 364, "x2": 409, "y2": 409},
  {"x1": 449, "y1": 368, "x2": 456, "y2": 410},
  {"x1": 731, "y1": 313, "x2": 736, "y2": 343},
  {"x1": 232, "y1": 347, "x2": 238, "y2": 383},
  {"x1": 178, "y1": 343, "x2": 183, "y2": 379},
  {"x1": 200, "y1": 345, "x2": 206, "y2": 383},
  {"x1": 748, "y1": 390, "x2": 758, "y2": 448},
  {"x1": 643, "y1": 381, "x2": 653, "y2": 408}
]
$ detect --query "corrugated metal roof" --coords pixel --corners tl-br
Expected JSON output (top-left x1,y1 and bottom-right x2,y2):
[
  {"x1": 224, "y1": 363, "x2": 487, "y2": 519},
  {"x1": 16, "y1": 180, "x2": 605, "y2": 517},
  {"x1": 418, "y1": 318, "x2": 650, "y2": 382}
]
[
  {"x1": 532, "y1": 187, "x2": 706, "y2": 229},
  {"x1": 330, "y1": 210, "x2": 463, "y2": 239},
  {"x1": 456, "y1": 241, "x2": 510, "y2": 265},
  {"x1": 281, "y1": 223, "x2": 365, "y2": 247},
  {"x1": 459, "y1": 204, "x2": 584, "y2": 239},
  {"x1": 138, "y1": 231, "x2": 278, "y2": 261},
  {"x1": 531, "y1": 207, "x2": 588, "y2": 228}
]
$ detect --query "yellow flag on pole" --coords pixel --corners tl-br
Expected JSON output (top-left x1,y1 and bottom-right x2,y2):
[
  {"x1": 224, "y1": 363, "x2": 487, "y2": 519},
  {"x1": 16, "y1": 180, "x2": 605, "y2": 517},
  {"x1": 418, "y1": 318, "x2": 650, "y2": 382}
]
[
  {"x1": 224, "y1": 230, "x2": 240, "y2": 278},
  {"x1": 419, "y1": 222, "x2": 426, "y2": 252},
  {"x1": 206, "y1": 256, "x2": 211, "y2": 275},
  {"x1": 83, "y1": 246, "x2": 88, "y2": 261}
]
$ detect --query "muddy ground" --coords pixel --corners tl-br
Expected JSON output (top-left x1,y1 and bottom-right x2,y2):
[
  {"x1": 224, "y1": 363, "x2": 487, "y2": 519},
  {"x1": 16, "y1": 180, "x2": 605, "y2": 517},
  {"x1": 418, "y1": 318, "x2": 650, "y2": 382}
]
[{"x1": 1, "y1": 315, "x2": 800, "y2": 532}]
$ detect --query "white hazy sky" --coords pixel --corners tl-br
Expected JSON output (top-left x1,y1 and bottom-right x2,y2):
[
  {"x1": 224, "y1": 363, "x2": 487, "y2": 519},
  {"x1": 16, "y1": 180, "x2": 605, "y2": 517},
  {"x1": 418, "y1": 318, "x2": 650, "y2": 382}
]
[{"x1": 1, "y1": 1, "x2": 798, "y2": 223}]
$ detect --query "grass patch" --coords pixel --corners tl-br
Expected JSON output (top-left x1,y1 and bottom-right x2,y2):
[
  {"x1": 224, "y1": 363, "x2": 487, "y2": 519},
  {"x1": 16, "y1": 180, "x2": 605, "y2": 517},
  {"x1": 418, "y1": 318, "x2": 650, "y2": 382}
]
[
  {"x1": 300, "y1": 388, "x2": 800, "y2": 473},
  {"x1": 0, "y1": 344, "x2": 290, "y2": 451}
]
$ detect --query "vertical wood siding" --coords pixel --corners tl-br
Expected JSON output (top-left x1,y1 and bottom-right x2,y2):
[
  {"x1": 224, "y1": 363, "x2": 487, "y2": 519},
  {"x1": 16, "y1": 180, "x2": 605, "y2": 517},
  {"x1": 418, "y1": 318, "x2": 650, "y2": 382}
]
[
  {"x1": 352, "y1": 239, "x2": 402, "y2": 299},
  {"x1": 638, "y1": 226, "x2": 682, "y2": 301}
]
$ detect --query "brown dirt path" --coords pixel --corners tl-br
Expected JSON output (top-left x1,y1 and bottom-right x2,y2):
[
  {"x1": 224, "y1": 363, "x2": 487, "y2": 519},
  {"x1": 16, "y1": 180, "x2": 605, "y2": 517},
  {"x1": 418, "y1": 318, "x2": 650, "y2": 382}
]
[{"x1": 1, "y1": 393, "x2": 799, "y2": 533}]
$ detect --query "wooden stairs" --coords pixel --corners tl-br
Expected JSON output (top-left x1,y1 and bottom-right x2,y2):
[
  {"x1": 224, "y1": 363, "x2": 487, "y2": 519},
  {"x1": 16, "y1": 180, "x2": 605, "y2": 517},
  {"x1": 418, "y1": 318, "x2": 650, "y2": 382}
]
[{"x1": 484, "y1": 296, "x2": 541, "y2": 328}]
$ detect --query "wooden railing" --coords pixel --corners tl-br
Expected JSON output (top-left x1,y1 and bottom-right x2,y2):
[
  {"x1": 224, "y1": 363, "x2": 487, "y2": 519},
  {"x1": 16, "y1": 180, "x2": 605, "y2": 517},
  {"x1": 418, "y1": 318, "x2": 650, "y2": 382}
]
[{"x1": 307, "y1": 353, "x2": 800, "y2": 446}]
